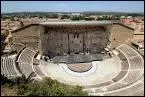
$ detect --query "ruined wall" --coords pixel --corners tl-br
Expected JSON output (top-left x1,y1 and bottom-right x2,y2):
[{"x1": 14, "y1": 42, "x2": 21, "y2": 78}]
[
  {"x1": 11, "y1": 23, "x2": 134, "y2": 57},
  {"x1": 11, "y1": 24, "x2": 42, "y2": 52},
  {"x1": 108, "y1": 24, "x2": 134, "y2": 49},
  {"x1": 85, "y1": 30, "x2": 109, "y2": 53},
  {"x1": 41, "y1": 25, "x2": 109, "y2": 56},
  {"x1": 133, "y1": 34, "x2": 144, "y2": 41},
  {"x1": 41, "y1": 27, "x2": 69, "y2": 57}
]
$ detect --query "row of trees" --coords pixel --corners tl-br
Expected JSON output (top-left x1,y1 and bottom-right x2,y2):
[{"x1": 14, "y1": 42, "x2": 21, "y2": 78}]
[
  {"x1": 1, "y1": 14, "x2": 59, "y2": 20},
  {"x1": 17, "y1": 77, "x2": 88, "y2": 96},
  {"x1": 60, "y1": 15, "x2": 95, "y2": 21},
  {"x1": 60, "y1": 15, "x2": 120, "y2": 21},
  {"x1": 2, "y1": 14, "x2": 120, "y2": 21}
]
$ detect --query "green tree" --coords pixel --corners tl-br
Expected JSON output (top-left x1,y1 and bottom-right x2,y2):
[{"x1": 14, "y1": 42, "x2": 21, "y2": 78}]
[
  {"x1": 17, "y1": 77, "x2": 88, "y2": 96},
  {"x1": 61, "y1": 15, "x2": 70, "y2": 19},
  {"x1": 1, "y1": 74, "x2": 14, "y2": 85}
]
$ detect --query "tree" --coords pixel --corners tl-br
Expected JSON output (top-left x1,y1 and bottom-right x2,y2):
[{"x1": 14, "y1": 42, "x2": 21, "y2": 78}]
[
  {"x1": 10, "y1": 17, "x2": 15, "y2": 21},
  {"x1": 61, "y1": 15, "x2": 70, "y2": 19},
  {"x1": 1, "y1": 74, "x2": 14, "y2": 85},
  {"x1": 71, "y1": 16, "x2": 80, "y2": 21},
  {"x1": 17, "y1": 77, "x2": 88, "y2": 96}
]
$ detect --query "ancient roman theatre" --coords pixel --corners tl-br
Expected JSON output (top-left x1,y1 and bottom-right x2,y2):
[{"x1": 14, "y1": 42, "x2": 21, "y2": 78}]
[{"x1": 1, "y1": 21, "x2": 144, "y2": 96}]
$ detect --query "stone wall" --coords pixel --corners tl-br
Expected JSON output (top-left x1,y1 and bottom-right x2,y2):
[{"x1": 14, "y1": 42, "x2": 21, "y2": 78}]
[
  {"x1": 133, "y1": 34, "x2": 144, "y2": 41},
  {"x1": 108, "y1": 23, "x2": 134, "y2": 49},
  {"x1": 11, "y1": 24, "x2": 42, "y2": 52},
  {"x1": 41, "y1": 25, "x2": 109, "y2": 57},
  {"x1": 11, "y1": 23, "x2": 134, "y2": 57}
]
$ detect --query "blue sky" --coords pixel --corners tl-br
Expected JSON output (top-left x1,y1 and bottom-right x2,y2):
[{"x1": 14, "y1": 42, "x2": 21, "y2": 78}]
[{"x1": 1, "y1": 1, "x2": 144, "y2": 13}]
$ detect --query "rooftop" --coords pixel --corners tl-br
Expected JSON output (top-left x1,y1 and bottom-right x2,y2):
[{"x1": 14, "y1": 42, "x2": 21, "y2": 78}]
[{"x1": 39, "y1": 21, "x2": 116, "y2": 25}]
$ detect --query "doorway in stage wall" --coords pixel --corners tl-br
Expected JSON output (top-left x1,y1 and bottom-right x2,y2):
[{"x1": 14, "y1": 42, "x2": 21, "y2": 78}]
[{"x1": 69, "y1": 32, "x2": 84, "y2": 54}]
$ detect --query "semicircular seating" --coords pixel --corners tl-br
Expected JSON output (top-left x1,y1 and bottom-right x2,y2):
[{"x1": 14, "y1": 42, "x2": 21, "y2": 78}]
[
  {"x1": 13, "y1": 43, "x2": 25, "y2": 53},
  {"x1": 3, "y1": 44, "x2": 143, "y2": 96},
  {"x1": 120, "y1": 60, "x2": 129, "y2": 71},
  {"x1": 86, "y1": 44, "x2": 144, "y2": 96},
  {"x1": 1, "y1": 57, "x2": 21, "y2": 79},
  {"x1": 117, "y1": 45, "x2": 138, "y2": 58},
  {"x1": 129, "y1": 56, "x2": 144, "y2": 70},
  {"x1": 17, "y1": 62, "x2": 34, "y2": 78},
  {"x1": 101, "y1": 44, "x2": 144, "y2": 95},
  {"x1": 17, "y1": 48, "x2": 36, "y2": 64},
  {"x1": 16, "y1": 48, "x2": 37, "y2": 78},
  {"x1": 111, "y1": 44, "x2": 143, "y2": 84},
  {"x1": 103, "y1": 81, "x2": 144, "y2": 96},
  {"x1": 33, "y1": 65, "x2": 46, "y2": 78}
]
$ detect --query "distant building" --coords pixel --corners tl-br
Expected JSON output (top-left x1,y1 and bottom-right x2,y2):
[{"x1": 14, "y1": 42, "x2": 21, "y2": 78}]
[
  {"x1": 120, "y1": 16, "x2": 144, "y2": 41},
  {"x1": 71, "y1": 13, "x2": 81, "y2": 16}
]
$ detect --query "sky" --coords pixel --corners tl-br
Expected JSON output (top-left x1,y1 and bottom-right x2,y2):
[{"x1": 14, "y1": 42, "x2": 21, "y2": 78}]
[{"x1": 1, "y1": 1, "x2": 144, "y2": 13}]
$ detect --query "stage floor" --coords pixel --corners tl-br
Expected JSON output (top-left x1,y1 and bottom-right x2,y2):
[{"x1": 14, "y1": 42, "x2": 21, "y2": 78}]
[
  {"x1": 67, "y1": 63, "x2": 92, "y2": 72},
  {"x1": 51, "y1": 54, "x2": 103, "y2": 64}
]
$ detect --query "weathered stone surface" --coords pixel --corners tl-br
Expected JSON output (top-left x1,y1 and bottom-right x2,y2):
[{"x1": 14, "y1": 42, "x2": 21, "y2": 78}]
[{"x1": 11, "y1": 23, "x2": 134, "y2": 57}]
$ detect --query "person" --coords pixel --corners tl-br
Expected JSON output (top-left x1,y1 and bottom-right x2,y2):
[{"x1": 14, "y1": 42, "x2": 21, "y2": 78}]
[
  {"x1": 67, "y1": 51, "x2": 70, "y2": 55},
  {"x1": 108, "y1": 52, "x2": 112, "y2": 58},
  {"x1": 44, "y1": 56, "x2": 47, "y2": 61},
  {"x1": 87, "y1": 48, "x2": 89, "y2": 53}
]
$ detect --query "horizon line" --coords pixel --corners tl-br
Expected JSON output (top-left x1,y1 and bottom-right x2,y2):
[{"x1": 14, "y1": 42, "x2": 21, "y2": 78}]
[{"x1": 2, "y1": 11, "x2": 144, "y2": 14}]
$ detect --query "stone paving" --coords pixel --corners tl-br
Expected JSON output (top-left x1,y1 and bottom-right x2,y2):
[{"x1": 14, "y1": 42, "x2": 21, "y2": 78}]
[
  {"x1": 52, "y1": 54, "x2": 103, "y2": 64},
  {"x1": 40, "y1": 55, "x2": 121, "y2": 86}
]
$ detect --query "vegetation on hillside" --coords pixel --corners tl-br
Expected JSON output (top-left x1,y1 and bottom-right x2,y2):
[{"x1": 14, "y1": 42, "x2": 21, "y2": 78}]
[
  {"x1": 1, "y1": 30, "x2": 9, "y2": 54},
  {"x1": 1, "y1": 11, "x2": 144, "y2": 21},
  {"x1": 1, "y1": 75, "x2": 88, "y2": 96},
  {"x1": 17, "y1": 77, "x2": 88, "y2": 96}
]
